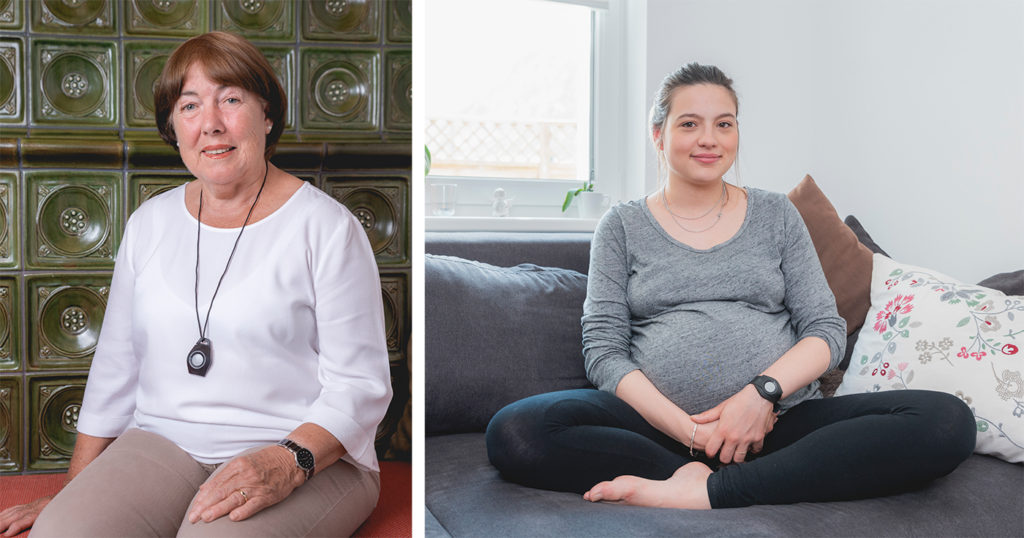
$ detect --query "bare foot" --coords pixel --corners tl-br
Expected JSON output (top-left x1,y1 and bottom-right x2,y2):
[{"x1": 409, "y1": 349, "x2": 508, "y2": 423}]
[{"x1": 582, "y1": 462, "x2": 713, "y2": 509}]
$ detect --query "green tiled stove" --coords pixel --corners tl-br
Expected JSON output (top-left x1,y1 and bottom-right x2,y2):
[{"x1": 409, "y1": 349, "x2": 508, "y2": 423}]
[{"x1": 0, "y1": 0, "x2": 412, "y2": 474}]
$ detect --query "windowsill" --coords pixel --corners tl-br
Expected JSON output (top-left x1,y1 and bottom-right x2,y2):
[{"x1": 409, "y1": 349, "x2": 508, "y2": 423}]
[{"x1": 426, "y1": 216, "x2": 599, "y2": 232}]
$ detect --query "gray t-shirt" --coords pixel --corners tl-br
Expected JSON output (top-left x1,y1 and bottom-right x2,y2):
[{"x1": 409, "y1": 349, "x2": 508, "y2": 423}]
[{"x1": 582, "y1": 188, "x2": 846, "y2": 414}]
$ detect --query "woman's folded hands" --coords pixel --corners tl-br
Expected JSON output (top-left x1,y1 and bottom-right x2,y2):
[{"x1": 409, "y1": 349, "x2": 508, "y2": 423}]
[{"x1": 691, "y1": 385, "x2": 777, "y2": 464}]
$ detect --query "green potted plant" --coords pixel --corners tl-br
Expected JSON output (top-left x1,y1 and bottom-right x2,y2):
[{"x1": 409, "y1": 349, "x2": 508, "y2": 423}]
[{"x1": 561, "y1": 180, "x2": 594, "y2": 212}]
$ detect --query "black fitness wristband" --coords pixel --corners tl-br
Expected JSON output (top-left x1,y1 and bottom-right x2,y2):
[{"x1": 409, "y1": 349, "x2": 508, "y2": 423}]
[{"x1": 750, "y1": 375, "x2": 783, "y2": 412}]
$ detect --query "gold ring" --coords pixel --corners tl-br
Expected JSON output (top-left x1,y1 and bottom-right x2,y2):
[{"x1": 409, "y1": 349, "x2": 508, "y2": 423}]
[{"x1": 238, "y1": 490, "x2": 248, "y2": 503}]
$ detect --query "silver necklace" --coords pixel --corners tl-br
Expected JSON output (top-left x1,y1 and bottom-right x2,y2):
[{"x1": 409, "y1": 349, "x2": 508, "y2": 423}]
[
  {"x1": 660, "y1": 183, "x2": 729, "y2": 234},
  {"x1": 661, "y1": 181, "x2": 727, "y2": 220},
  {"x1": 187, "y1": 161, "x2": 269, "y2": 377}
]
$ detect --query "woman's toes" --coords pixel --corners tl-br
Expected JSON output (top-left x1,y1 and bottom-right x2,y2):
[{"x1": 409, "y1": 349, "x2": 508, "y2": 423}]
[{"x1": 585, "y1": 476, "x2": 641, "y2": 504}]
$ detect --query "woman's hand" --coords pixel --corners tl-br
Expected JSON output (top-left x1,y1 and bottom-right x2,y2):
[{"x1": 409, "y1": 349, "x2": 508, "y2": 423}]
[
  {"x1": 691, "y1": 385, "x2": 777, "y2": 464},
  {"x1": 0, "y1": 496, "x2": 52, "y2": 537},
  {"x1": 187, "y1": 445, "x2": 304, "y2": 525}
]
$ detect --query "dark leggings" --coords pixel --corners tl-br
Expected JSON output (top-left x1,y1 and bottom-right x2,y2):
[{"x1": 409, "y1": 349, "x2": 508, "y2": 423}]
[{"x1": 485, "y1": 389, "x2": 976, "y2": 508}]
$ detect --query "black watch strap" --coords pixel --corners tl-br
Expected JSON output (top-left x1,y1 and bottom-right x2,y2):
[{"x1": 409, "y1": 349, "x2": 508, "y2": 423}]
[
  {"x1": 750, "y1": 375, "x2": 783, "y2": 412},
  {"x1": 277, "y1": 439, "x2": 315, "y2": 481}
]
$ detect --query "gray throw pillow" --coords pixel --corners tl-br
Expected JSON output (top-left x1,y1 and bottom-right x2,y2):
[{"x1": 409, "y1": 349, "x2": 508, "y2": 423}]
[
  {"x1": 978, "y1": 270, "x2": 1024, "y2": 295},
  {"x1": 844, "y1": 215, "x2": 889, "y2": 256},
  {"x1": 425, "y1": 255, "x2": 592, "y2": 435}
]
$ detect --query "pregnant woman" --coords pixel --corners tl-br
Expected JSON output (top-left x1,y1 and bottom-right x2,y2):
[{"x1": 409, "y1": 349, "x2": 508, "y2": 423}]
[{"x1": 486, "y1": 63, "x2": 976, "y2": 509}]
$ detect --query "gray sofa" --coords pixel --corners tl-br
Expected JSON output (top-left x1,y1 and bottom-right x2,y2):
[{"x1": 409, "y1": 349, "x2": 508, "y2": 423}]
[{"x1": 425, "y1": 231, "x2": 1024, "y2": 537}]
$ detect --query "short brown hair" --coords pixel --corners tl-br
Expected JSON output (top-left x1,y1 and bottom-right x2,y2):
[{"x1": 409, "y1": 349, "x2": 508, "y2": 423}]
[{"x1": 154, "y1": 31, "x2": 286, "y2": 159}]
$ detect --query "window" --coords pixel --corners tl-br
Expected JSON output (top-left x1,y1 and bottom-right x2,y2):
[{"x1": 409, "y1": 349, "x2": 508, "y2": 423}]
[
  {"x1": 425, "y1": 0, "x2": 631, "y2": 228},
  {"x1": 426, "y1": 0, "x2": 592, "y2": 183}
]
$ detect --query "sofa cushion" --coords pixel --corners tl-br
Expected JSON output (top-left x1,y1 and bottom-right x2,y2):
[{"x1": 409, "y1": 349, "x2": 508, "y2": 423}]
[
  {"x1": 425, "y1": 255, "x2": 592, "y2": 435},
  {"x1": 845, "y1": 215, "x2": 890, "y2": 257},
  {"x1": 425, "y1": 232, "x2": 594, "y2": 275},
  {"x1": 836, "y1": 254, "x2": 1024, "y2": 462},
  {"x1": 426, "y1": 433, "x2": 1024, "y2": 537},
  {"x1": 978, "y1": 270, "x2": 1024, "y2": 296},
  {"x1": 787, "y1": 175, "x2": 874, "y2": 336}
]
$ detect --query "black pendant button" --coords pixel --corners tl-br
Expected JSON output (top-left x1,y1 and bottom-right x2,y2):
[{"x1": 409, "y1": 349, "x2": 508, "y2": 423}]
[{"x1": 187, "y1": 338, "x2": 212, "y2": 376}]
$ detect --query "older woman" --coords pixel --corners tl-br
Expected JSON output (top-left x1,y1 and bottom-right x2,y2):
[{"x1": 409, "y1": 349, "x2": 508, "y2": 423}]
[{"x1": 0, "y1": 32, "x2": 391, "y2": 537}]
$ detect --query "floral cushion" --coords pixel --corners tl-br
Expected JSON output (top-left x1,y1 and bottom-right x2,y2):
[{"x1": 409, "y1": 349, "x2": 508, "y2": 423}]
[{"x1": 835, "y1": 254, "x2": 1024, "y2": 463}]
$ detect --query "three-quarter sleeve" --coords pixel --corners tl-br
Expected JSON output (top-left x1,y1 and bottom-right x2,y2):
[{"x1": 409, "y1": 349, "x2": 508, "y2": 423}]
[
  {"x1": 305, "y1": 208, "x2": 393, "y2": 472},
  {"x1": 77, "y1": 213, "x2": 142, "y2": 438},
  {"x1": 779, "y1": 199, "x2": 847, "y2": 371},
  {"x1": 582, "y1": 208, "x2": 639, "y2": 393}
]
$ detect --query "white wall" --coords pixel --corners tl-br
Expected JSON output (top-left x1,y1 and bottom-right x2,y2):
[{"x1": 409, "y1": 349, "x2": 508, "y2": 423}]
[{"x1": 640, "y1": 0, "x2": 1024, "y2": 283}]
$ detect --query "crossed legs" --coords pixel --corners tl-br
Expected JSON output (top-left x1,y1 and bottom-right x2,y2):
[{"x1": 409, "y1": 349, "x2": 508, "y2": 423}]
[{"x1": 486, "y1": 389, "x2": 976, "y2": 508}]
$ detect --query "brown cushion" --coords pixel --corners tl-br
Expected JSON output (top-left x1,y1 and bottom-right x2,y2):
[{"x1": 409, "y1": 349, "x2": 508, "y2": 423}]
[{"x1": 787, "y1": 174, "x2": 873, "y2": 336}]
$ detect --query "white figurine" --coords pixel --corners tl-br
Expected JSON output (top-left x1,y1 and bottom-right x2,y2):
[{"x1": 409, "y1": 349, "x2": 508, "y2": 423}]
[{"x1": 492, "y1": 188, "x2": 512, "y2": 217}]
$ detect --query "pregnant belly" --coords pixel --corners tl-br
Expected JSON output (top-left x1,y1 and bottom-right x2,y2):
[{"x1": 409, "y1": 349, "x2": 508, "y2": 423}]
[{"x1": 630, "y1": 307, "x2": 796, "y2": 413}]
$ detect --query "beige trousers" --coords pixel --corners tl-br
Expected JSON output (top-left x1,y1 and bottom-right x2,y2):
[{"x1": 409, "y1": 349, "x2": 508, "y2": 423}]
[{"x1": 31, "y1": 428, "x2": 379, "y2": 537}]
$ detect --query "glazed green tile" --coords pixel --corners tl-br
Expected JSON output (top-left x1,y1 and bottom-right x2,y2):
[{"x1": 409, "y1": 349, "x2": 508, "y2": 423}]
[
  {"x1": 324, "y1": 142, "x2": 410, "y2": 170},
  {"x1": 260, "y1": 47, "x2": 294, "y2": 129},
  {"x1": 379, "y1": 271, "x2": 407, "y2": 353},
  {"x1": 0, "y1": 138, "x2": 15, "y2": 170},
  {"x1": 28, "y1": 375, "x2": 87, "y2": 471},
  {"x1": 125, "y1": 0, "x2": 207, "y2": 36},
  {"x1": 323, "y1": 176, "x2": 407, "y2": 265},
  {"x1": 25, "y1": 172, "x2": 120, "y2": 270},
  {"x1": 0, "y1": 376, "x2": 21, "y2": 472},
  {"x1": 0, "y1": 0, "x2": 23, "y2": 30},
  {"x1": 387, "y1": 0, "x2": 411, "y2": 43},
  {"x1": 31, "y1": 40, "x2": 118, "y2": 126},
  {"x1": 126, "y1": 139, "x2": 186, "y2": 169},
  {"x1": 128, "y1": 173, "x2": 190, "y2": 213},
  {"x1": 27, "y1": 275, "x2": 111, "y2": 371},
  {"x1": 300, "y1": 49, "x2": 379, "y2": 132},
  {"x1": 270, "y1": 141, "x2": 323, "y2": 171},
  {"x1": 214, "y1": 0, "x2": 294, "y2": 41},
  {"x1": 301, "y1": 0, "x2": 379, "y2": 42},
  {"x1": 0, "y1": 277, "x2": 18, "y2": 371},
  {"x1": 31, "y1": 0, "x2": 115, "y2": 35},
  {"x1": 0, "y1": 38, "x2": 23, "y2": 124},
  {"x1": 125, "y1": 41, "x2": 176, "y2": 128},
  {"x1": 0, "y1": 173, "x2": 17, "y2": 269},
  {"x1": 123, "y1": 130, "x2": 166, "y2": 140},
  {"x1": 385, "y1": 51, "x2": 410, "y2": 131},
  {"x1": 22, "y1": 138, "x2": 123, "y2": 168}
]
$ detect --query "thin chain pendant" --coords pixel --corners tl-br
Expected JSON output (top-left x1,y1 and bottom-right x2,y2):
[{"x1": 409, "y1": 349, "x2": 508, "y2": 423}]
[{"x1": 187, "y1": 338, "x2": 212, "y2": 376}]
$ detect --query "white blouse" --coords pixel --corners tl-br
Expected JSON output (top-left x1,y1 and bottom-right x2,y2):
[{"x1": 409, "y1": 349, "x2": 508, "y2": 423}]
[{"x1": 77, "y1": 182, "x2": 392, "y2": 472}]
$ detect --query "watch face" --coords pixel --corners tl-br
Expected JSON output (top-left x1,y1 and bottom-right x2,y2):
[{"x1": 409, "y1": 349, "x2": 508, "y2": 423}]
[
  {"x1": 296, "y1": 448, "x2": 315, "y2": 470},
  {"x1": 765, "y1": 380, "x2": 778, "y2": 393}
]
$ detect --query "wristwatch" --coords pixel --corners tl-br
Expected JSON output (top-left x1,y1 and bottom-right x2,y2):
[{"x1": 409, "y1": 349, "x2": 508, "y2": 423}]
[
  {"x1": 749, "y1": 375, "x2": 783, "y2": 412},
  {"x1": 277, "y1": 439, "x2": 315, "y2": 481}
]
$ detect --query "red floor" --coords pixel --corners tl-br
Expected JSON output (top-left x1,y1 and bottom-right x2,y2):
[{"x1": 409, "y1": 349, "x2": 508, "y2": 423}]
[{"x1": 0, "y1": 460, "x2": 411, "y2": 537}]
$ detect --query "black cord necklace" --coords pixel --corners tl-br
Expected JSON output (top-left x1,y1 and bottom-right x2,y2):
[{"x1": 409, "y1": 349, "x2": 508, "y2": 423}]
[{"x1": 187, "y1": 161, "x2": 269, "y2": 377}]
